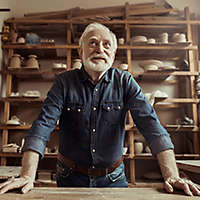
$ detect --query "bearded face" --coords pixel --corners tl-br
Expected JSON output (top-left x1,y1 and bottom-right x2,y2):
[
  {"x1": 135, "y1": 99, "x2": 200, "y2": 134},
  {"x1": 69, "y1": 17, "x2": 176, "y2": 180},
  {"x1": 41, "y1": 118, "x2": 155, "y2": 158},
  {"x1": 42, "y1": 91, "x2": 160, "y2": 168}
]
[{"x1": 80, "y1": 29, "x2": 116, "y2": 74}]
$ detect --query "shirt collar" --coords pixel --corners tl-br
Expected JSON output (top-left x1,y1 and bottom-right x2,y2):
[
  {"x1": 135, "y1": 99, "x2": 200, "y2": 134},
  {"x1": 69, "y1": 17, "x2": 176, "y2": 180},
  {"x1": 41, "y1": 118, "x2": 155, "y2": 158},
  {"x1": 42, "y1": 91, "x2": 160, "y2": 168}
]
[{"x1": 79, "y1": 66, "x2": 111, "y2": 83}]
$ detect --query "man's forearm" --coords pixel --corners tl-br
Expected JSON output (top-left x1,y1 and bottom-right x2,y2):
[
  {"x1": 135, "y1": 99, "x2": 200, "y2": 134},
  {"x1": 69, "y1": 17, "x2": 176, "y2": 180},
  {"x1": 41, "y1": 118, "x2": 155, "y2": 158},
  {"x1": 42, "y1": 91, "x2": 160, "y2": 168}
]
[
  {"x1": 20, "y1": 150, "x2": 39, "y2": 181},
  {"x1": 157, "y1": 149, "x2": 179, "y2": 180}
]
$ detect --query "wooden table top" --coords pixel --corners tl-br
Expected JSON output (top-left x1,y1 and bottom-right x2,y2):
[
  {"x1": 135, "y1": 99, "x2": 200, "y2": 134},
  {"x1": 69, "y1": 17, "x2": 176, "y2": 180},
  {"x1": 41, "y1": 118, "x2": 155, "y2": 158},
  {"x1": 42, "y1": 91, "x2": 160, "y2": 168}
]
[
  {"x1": 176, "y1": 160, "x2": 200, "y2": 173},
  {"x1": 0, "y1": 166, "x2": 21, "y2": 179},
  {"x1": 0, "y1": 187, "x2": 199, "y2": 200}
]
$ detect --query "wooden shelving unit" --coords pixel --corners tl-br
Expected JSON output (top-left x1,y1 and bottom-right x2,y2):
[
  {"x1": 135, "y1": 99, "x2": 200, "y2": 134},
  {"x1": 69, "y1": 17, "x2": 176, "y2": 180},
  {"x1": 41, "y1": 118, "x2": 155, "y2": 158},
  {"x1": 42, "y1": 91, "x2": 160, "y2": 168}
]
[{"x1": 0, "y1": 5, "x2": 200, "y2": 185}]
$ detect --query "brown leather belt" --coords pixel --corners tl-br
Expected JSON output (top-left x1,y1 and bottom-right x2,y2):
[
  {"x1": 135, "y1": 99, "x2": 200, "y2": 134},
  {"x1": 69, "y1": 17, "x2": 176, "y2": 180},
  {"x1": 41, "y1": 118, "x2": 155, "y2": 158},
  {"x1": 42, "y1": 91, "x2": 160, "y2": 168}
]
[{"x1": 57, "y1": 152, "x2": 123, "y2": 177}]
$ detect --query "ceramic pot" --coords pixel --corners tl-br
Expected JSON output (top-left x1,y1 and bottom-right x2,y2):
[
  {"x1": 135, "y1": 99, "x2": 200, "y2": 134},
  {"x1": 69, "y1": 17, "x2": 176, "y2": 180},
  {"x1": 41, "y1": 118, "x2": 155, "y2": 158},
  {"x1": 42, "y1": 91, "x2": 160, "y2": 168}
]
[
  {"x1": 17, "y1": 37, "x2": 25, "y2": 43},
  {"x1": 118, "y1": 38, "x2": 125, "y2": 45},
  {"x1": 26, "y1": 55, "x2": 39, "y2": 68},
  {"x1": 134, "y1": 142, "x2": 143, "y2": 154},
  {"x1": 9, "y1": 54, "x2": 21, "y2": 68},
  {"x1": 119, "y1": 63, "x2": 128, "y2": 70},
  {"x1": 25, "y1": 33, "x2": 40, "y2": 44},
  {"x1": 73, "y1": 59, "x2": 82, "y2": 69},
  {"x1": 159, "y1": 32, "x2": 168, "y2": 43}
]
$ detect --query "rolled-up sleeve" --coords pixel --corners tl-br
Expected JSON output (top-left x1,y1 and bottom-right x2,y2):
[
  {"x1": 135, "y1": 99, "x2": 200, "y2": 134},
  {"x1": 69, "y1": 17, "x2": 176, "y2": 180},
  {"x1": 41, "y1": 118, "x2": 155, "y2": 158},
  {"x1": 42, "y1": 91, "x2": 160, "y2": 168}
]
[
  {"x1": 22, "y1": 75, "x2": 65, "y2": 158},
  {"x1": 125, "y1": 74, "x2": 174, "y2": 156}
]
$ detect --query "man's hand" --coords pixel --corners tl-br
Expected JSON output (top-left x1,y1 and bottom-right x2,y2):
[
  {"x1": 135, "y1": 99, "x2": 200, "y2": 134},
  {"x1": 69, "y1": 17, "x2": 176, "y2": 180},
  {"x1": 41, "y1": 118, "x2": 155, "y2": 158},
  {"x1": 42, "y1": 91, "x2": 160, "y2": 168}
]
[
  {"x1": 0, "y1": 176, "x2": 34, "y2": 194},
  {"x1": 165, "y1": 177, "x2": 200, "y2": 196},
  {"x1": 0, "y1": 150, "x2": 39, "y2": 194}
]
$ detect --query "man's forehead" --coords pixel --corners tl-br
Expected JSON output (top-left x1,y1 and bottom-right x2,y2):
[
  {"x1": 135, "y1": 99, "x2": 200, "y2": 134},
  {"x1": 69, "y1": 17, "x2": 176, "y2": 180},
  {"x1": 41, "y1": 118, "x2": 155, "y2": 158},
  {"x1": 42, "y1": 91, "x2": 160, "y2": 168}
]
[{"x1": 85, "y1": 29, "x2": 112, "y2": 41}]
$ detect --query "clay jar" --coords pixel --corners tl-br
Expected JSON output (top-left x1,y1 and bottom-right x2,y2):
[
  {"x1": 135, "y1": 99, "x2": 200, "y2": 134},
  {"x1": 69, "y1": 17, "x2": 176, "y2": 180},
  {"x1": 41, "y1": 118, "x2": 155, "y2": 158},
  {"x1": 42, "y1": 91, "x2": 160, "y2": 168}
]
[
  {"x1": 134, "y1": 141, "x2": 143, "y2": 154},
  {"x1": 9, "y1": 54, "x2": 21, "y2": 68},
  {"x1": 26, "y1": 55, "x2": 39, "y2": 68},
  {"x1": 73, "y1": 59, "x2": 82, "y2": 69}
]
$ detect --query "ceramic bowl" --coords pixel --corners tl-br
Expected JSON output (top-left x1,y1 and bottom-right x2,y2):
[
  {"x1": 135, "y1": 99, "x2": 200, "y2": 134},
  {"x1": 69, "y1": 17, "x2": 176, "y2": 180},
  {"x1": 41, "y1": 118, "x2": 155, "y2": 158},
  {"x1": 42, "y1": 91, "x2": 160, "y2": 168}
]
[{"x1": 131, "y1": 36, "x2": 147, "y2": 43}]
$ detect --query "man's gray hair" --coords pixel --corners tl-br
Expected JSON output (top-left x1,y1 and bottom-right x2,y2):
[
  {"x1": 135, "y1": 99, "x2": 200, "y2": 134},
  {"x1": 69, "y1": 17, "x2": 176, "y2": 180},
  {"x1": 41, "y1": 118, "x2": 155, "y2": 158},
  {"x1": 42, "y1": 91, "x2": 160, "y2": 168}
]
[{"x1": 79, "y1": 22, "x2": 118, "y2": 51}]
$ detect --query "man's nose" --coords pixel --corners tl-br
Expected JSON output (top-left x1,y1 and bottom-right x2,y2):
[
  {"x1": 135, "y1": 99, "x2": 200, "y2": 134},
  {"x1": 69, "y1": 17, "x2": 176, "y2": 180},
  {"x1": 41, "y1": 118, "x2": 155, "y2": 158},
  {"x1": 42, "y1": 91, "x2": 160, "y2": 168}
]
[{"x1": 96, "y1": 43, "x2": 104, "y2": 53}]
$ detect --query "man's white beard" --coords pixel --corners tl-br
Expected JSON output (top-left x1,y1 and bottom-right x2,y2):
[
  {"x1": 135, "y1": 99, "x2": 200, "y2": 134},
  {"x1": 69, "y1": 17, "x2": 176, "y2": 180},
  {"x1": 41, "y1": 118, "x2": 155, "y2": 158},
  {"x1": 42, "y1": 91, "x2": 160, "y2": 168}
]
[{"x1": 82, "y1": 51, "x2": 114, "y2": 73}]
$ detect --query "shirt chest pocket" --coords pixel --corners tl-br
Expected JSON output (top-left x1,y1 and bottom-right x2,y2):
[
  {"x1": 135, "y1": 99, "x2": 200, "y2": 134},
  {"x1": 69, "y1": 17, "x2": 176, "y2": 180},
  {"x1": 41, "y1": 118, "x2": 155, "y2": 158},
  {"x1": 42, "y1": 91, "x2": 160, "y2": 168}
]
[
  {"x1": 102, "y1": 102, "x2": 123, "y2": 126},
  {"x1": 65, "y1": 103, "x2": 88, "y2": 128}
]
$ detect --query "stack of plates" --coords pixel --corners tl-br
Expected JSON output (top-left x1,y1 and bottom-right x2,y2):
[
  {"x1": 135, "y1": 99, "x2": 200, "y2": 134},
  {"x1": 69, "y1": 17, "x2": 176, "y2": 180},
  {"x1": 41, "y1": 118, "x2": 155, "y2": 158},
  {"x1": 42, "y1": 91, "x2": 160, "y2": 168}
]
[
  {"x1": 139, "y1": 59, "x2": 163, "y2": 71},
  {"x1": 131, "y1": 36, "x2": 147, "y2": 44}
]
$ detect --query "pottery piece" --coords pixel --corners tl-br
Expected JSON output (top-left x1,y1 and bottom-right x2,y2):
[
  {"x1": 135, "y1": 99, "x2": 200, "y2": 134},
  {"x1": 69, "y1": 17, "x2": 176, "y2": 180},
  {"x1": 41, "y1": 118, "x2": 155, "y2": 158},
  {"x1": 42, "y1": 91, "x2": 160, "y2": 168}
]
[
  {"x1": 23, "y1": 90, "x2": 41, "y2": 97},
  {"x1": 25, "y1": 55, "x2": 39, "y2": 68},
  {"x1": 123, "y1": 147, "x2": 128, "y2": 155},
  {"x1": 73, "y1": 59, "x2": 82, "y2": 69},
  {"x1": 147, "y1": 38, "x2": 156, "y2": 44},
  {"x1": 6, "y1": 115, "x2": 20, "y2": 125},
  {"x1": 134, "y1": 142, "x2": 143, "y2": 154},
  {"x1": 8, "y1": 54, "x2": 21, "y2": 68},
  {"x1": 159, "y1": 32, "x2": 168, "y2": 43},
  {"x1": 119, "y1": 63, "x2": 128, "y2": 70},
  {"x1": 17, "y1": 37, "x2": 26, "y2": 43},
  {"x1": 25, "y1": 33, "x2": 40, "y2": 44},
  {"x1": 118, "y1": 38, "x2": 125, "y2": 45},
  {"x1": 53, "y1": 63, "x2": 67, "y2": 69},
  {"x1": 131, "y1": 36, "x2": 147, "y2": 43}
]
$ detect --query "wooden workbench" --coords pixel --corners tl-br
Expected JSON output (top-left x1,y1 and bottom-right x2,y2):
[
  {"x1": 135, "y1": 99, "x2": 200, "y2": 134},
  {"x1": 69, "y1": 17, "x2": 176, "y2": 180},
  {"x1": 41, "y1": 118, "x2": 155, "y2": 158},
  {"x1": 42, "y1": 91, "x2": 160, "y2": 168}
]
[
  {"x1": 0, "y1": 187, "x2": 199, "y2": 200},
  {"x1": 176, "y1": 160, "x2": 200, "y2": 173}
]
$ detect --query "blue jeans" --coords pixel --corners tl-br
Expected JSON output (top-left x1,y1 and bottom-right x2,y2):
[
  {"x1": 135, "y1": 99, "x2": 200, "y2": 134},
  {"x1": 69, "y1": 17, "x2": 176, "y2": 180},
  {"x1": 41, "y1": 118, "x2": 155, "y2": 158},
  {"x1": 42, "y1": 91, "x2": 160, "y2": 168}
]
[{"x1": 56, "y1": 160, "x2": 128, "y2": 187}]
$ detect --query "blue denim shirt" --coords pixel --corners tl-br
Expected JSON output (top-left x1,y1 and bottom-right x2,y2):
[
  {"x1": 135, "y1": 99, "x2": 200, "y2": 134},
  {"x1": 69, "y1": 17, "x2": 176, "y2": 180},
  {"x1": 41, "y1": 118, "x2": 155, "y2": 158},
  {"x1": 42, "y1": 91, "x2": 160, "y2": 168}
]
[{"x1": 23, "y1": 67, "x2": 174, "y2": 168}]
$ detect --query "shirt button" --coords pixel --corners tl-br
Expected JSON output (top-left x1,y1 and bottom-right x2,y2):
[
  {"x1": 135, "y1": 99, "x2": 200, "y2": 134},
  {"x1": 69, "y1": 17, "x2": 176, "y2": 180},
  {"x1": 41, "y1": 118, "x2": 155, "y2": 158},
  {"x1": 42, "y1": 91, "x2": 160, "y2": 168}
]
[
  {"x1": 92, "y1": 129, "x2": 96, "y2": 133},
  {"x1": 77, "y1": 108, "x2": 81, "y2": 112},
  {"x1": 93, "y1": 107, "x2": 96, "y2": 111},
  {"x1": 92, "y1": 149, "x2": 96, "y2": 153}
]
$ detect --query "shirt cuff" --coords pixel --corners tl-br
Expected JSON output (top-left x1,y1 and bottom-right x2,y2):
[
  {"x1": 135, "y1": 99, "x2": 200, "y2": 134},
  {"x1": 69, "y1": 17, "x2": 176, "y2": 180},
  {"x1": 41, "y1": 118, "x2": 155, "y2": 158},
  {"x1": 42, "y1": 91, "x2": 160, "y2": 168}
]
[
  {"x1": 22, "y1": 135, "x2": 46, "y2": 158},
  {"x1": 149, "y1": 134, "x2": 174, "y2": 156}
]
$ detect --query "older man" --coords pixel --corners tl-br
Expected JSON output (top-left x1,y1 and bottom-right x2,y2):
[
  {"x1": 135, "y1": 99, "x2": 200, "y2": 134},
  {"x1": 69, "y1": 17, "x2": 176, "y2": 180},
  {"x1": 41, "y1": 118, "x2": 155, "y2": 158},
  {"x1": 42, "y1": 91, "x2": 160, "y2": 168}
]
[{"x1": 0, "y1": 23, "x2": 200, "y2": 196}]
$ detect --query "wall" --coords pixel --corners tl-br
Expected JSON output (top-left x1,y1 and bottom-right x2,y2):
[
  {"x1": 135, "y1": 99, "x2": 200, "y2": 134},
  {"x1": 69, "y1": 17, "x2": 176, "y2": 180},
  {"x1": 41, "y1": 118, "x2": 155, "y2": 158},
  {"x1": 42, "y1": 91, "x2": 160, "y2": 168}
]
[
  {"x1": 14, "y1": 0, "x2": 200, "y2": 18},
  {"x1": 0, "y1": 0, "x2": 16, "y2": 94}
]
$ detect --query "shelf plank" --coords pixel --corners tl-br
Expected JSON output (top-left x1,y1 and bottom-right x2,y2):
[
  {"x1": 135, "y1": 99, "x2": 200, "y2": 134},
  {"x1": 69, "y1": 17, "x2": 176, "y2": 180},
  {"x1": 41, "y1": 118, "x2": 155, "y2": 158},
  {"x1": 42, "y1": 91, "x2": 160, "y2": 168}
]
[
  {"x1": 2, "y1": 44, "x2": 78, "y2": 49},
  {"x1": 176, "y1": 160, "x2": 200, "y2": 174},
  {"x1": 0, "y1": 97, "x2": 45, "y2": 103},
  {"x1": 0, "y1": 124, "x2": 198, "y2": 132},
  {"x1": 154, "y1": 97, "x2": 199, "y2": 104},
  {"x1": 119, "y1": 44, "x2": 197, "y2": 50},
  {"x1": 2, "y1": 97, "x2": 197, "y2": 104},
  {"x1": 5, "y1": 18, "x2": 200, "y2": 25},
  {"x1": 2, "y1": 43, "x2": 197, "y2": 50},
  {"x1": 125, "y1": 124, "x2": 199, "y2": 132},
  {"x1": 133, "y1": 71, "x2": 199, "y2": 76},
  {"x1": 135, "y1": 153, "x2": 200, "y2": 160}
]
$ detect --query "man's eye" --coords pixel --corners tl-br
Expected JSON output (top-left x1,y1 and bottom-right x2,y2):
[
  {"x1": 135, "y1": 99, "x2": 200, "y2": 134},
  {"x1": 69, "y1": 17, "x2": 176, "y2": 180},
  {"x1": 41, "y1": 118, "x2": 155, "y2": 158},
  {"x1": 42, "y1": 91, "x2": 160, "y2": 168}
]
[
  {"x1": 104, "y1": 42, "x2": 111, "y2": 48},
  {"x1": 89, "y1": 41, "x2": 97, "y2": 46}
]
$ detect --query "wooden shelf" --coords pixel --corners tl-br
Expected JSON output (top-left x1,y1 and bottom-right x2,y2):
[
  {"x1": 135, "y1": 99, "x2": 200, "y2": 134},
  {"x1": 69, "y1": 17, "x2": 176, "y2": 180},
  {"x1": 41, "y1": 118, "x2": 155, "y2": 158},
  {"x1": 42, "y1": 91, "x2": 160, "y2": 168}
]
[
  {"x1": 0, "y1": 97, "x2": 198, "y2": 104},
  {"x1": 125, "y1": 124, "x2": 199, "y2": 132},
  {"x1": 135, "y1": 153, "x2": 200, "y2": 160},
  {"x1": 0, "y1": 97, "x2": 45, "y2": 103},
  {"x1": 2, "y1": 43, "x2": 197, "y2": 50},
  {"x1": 5, "y1": 18, "x2": 200, "y2": 25},
  {"x1": 2, "y1": 44, "x2": 78, "y2": 49},
  {"x1": 0, "y1": 124, "x2": 198, "y2": 132},
  {"x1": 0, "y1": 152, "x2": 133, "y2": 160}
]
